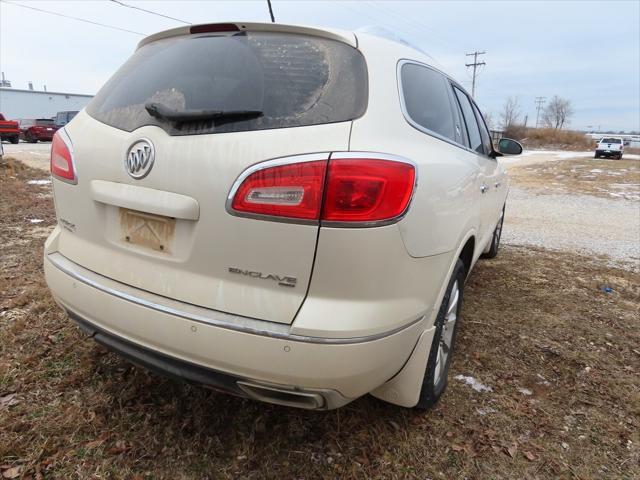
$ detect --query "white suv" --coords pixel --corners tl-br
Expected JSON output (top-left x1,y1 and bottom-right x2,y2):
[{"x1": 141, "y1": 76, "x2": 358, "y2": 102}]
[{"x1": 44, "y1": 22, "x2": 522, "y2": 410}]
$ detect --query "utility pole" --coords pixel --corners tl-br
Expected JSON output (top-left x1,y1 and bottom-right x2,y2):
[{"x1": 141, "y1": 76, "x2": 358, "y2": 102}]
[
  {"x1": 267, "y1": 0, "x2": 275, "y2": 22},
  {"x1": 534, "y1": 96, "x2": 546, "y2": 128},
  {"x1": 465, "y1": 51, "x2": 486, "y2": 98}
]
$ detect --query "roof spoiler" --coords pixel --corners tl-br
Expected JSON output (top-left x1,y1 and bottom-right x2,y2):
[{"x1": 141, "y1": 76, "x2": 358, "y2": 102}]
[{"x1": 136, "y1": 22, "x2": 357, "y2": 50}]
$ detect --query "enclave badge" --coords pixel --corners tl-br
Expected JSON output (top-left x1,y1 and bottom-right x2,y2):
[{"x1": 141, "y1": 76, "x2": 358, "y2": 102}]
[
  {"x1": 228, "y1": 267, "x2": 297, "y2": 288},
  {"x1": 125, "y1": 139, "x2": 155, "y2": 179}
]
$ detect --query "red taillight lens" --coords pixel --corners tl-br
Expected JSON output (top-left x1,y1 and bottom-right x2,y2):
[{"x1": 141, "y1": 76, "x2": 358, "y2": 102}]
[
  {"x1": 322, "y1": 158, "x2": 415, "y2": 223},
  {"x1": 50, "y1": 131, "x2": 76, "y2": 183},
  {"x1": 231, "y1": 160, "x2": 327, "y2": 220},
  {"x1": 229, "y1": 154, "x2": 416, "y2": 226}
]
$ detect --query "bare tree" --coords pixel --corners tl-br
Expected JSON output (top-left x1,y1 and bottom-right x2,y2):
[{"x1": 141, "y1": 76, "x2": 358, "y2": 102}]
[
  {"x1": 483, "y1": 111, "x2": 495, "y2": 130},
  {"x1": 541, "y1": 95, "x2": 573, "y2": 130},
  {"x1": 500, "y1": 97, "x2": 521, "y2": 130}
]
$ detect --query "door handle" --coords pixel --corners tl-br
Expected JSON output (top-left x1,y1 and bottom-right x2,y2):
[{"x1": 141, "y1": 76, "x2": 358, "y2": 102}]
[{"x1": 480, "y1": 184, "x2": 489, "y2": 194}]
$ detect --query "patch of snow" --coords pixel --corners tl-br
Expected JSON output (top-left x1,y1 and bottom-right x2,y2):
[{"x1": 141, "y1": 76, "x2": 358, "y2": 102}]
[
  {"x1": 518, "y1": 388, "x2": 533, "y2": 396},
  {"x1": 454, "y1": 374, "x2": 493, "y2": 392},
  {"x1": 589, "y1": 169, "x2": 603, "y2": 173},
  {"x1": 29, "y1": 219, "x2": 44, "y2": 224},
  {"x1": 476, "y1": 407, "x2": 497, "y2": 416},
  {"x1": 27, "y1": 179, "x2": 51, "y2": 185}
]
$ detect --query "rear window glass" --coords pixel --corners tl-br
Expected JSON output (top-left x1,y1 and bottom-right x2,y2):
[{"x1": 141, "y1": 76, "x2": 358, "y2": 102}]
[
  {"x1": 35, "y1": 119, "x2": 54, "y2": 126},
  {"x1": 87, "y1": 32, "x2": 368, "y2": 135},
  {"x1": 601, "y1": 138, "x2": 621, "y2": 143}
]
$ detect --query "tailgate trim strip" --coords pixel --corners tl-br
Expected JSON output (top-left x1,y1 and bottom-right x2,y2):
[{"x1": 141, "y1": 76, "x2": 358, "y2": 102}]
[{"x1": 47, "y1": 252, "x2": 423, "y2": 344}]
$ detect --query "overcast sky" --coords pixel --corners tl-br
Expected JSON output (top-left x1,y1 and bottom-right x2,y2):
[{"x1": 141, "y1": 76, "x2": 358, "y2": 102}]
[{"x1": 1, "y1": 0, "x2": 639, "y2": 131}]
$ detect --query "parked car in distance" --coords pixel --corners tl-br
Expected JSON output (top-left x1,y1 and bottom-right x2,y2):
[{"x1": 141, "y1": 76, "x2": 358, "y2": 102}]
[
  {"x1": 0, "y1": 113, "x2": 20, "y2": 144},
  {"x1": 44, "y1": 22, "x2": 522, "y2": 411},
  {"x1": 54, "y1": 111, "x2": 79, "y2": 127},
  {"x1": 19, "y1": 118, "x2": 59, "y2": 143},
  {"x1": 595, "y1": 137, "x2": 624, "y2": 159}
]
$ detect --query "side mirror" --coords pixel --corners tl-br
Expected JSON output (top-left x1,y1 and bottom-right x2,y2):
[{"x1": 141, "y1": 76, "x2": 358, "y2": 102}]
[{"x1": 497, "y1": 138, "x2": 523, "y2": 155}]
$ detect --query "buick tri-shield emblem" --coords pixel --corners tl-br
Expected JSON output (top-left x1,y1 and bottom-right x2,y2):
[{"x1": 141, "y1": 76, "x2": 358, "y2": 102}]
[{"x1": 125, "y1": 139, "x2": 155, "y2": 179}]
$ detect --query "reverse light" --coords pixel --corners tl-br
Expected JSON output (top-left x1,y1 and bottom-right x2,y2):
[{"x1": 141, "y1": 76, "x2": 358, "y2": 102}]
[
  {"x1": 50, "y1": 130, "x2": 76, "y2": 183},
  {"x1": 231, "y1": 161, "x2": 326, "y2": 220},
  {"x1": 229, "y1": 153, "x2": 415, "y2": 226}
]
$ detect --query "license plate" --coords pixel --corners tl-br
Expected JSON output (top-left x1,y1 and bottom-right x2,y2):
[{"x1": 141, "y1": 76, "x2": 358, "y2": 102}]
[{"x1": 120, "y1": 208, "x2": 175, "y2": 253}]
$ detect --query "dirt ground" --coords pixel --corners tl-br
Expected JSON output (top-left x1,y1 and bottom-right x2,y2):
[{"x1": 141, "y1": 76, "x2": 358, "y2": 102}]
[{"x1": 1, "y1": 157, "x2": 639, "y2": 479}]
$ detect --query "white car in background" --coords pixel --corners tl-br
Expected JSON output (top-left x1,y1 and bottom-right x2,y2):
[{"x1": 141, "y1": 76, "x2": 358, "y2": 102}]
[
  {"x1": 44, "y1": 22, "x2": 522, "y2": 410},
  {"x1": 595, "y1": 137, "x2": 624, "y2": 159}
]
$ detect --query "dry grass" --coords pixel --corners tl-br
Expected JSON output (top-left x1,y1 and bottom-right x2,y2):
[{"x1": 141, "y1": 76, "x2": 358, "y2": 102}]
[
  {"x1": 1, "y1": 159, "x2": 639, "y2": 479},
  {"x1": 507, "y1": 157, "x2": 640, "y2": 200},
  {"x1": 504, "y1": 128, "x2": 595, "y2": 151}
]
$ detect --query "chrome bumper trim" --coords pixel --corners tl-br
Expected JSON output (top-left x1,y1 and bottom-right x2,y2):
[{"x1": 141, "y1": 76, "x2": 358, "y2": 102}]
[{"x1": 47, "y1": 252, "x2": 423, "y2": 345}]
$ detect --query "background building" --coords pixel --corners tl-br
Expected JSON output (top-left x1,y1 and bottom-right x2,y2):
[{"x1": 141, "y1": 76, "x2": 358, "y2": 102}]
[{"x1": 0, "y1": 86, "x2": 93, "y2": 120}]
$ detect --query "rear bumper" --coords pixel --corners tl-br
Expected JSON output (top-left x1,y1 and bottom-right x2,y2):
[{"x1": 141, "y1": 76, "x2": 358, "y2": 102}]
[{"x1": 44, "y1": 250, "x2": 424, "y2": 409}]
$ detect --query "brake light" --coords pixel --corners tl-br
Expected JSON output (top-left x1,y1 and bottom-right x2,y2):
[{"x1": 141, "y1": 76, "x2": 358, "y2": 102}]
[
  {"x1": 190, "y1": 23, "x2": 240, "y2": 34},
  {"x1": 50, "y1": 130, "x2": 76, "y2": 183},
  {"x1": 229, "y1": 154, "x2": 415, "y2": 226},
  {"x1": 231, "y1": 161, "x2": 326, "y2": 220},
  {"x1": 322, "y1": 158, "x2": 415, "y2": 223}
]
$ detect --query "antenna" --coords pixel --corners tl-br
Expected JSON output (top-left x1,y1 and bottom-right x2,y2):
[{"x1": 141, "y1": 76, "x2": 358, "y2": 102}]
[{"x1": 267, "y1": 0, "x2": 275, "y2": 22}]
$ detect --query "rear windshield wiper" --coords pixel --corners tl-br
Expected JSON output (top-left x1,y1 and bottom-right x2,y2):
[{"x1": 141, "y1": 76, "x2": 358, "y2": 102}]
[{"x1": 145, "y1": 102, "x2": 263, "y2": 123}]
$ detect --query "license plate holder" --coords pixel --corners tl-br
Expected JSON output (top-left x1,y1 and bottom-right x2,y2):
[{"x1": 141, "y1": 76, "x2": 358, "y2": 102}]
[{"x1": 120, "y1": 208, "x2": 175, "y2": 253}]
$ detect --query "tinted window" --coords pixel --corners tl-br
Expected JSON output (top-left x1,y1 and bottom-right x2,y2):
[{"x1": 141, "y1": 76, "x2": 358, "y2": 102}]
[
  {"x1": 473, "y1": 103, "x2": 493, "y2": 155},
  {"x1": 400, "y1": 63, "x2": 456, "y2": 141},
  {"x1": 87, "y1": 32, "x2": 368, "y2": 136},
  {"x1": 601, "y1": 138, "x2": 621, "y2": 143},
  {"x1": 35, "y1": 119, "x2": 54, "y2": 126},
  {"x1": 453, "y1": 87, "x2": 483, "y2": 153}
]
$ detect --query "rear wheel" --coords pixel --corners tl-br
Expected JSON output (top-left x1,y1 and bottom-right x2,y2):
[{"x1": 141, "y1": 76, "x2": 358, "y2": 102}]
[
  {"x1": 9, "y1": 135, "x2": 19, "y2": 144},
  {"x1": 594, "y1": 153, "x2": 599, "y2": 158},
  {"x1": 415, "y1": 259, "x2": 465, "y2": 410},
  {"x1": 26, "y1": 132, "x2": 37, "y2": 143},
  {"x1": 481, "y1": 205, "x2": 504, "y2": 259}
]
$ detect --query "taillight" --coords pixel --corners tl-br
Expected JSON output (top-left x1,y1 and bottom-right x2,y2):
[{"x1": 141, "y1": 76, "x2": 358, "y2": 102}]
[
  {"x1": 230, "y1": 160, "x2": 326, "y2": 220},
  {"x1": 228, "y1": 153, "x2": 415, "y2": 226},
  {"x1": 322, "y1": 158, "x2": 415, "y2": 223},
  {"x1": 50, "y1": 130, "x2": 76, "y2": 183}
]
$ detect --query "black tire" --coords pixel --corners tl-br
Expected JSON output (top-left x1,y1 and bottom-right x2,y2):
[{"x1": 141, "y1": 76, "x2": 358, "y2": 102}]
[
  {"x1": 594, "y1": 154, "x2": 599, "y2": 158},
  {"x1": 481, "y1": 205, "x2": 504, "y2": 259},
  {"x1": 26, "y1": 133, "x2": 37, "y2": 143},
  {"x1": 9, "y1": 135, "x2": 19, "y2": 144},
  {"x1": 415, "y1": 259, "x2": 466, "y2": 410}
]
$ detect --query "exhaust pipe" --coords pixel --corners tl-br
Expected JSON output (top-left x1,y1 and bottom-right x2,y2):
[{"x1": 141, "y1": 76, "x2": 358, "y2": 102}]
[{"x1": 237, "y1": 381, "x2": 325, "y2": 410}]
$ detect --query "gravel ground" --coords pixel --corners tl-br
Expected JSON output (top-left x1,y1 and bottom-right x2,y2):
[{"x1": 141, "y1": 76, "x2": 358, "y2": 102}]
[
  {"x1": 502, "y1": 186, "x2": 639, "y2": 269},
  {"x1": 500, "y1": 150, "x2": 640, "y2": 271}
]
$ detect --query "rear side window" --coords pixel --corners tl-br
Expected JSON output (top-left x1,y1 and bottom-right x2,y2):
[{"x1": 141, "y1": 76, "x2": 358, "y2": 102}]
[
  {"x1": 473, "y1": 103, "x2": 493, "y2": 154},
  {"x1": 453, "y1": 87, "x2": 483, "y2": 154},
  {"x1": 399, "y1": 63, "x2": 456, "y2": 142},
  {"x1": 87, "y1": 32, "x2": 368, "y2": 136}
]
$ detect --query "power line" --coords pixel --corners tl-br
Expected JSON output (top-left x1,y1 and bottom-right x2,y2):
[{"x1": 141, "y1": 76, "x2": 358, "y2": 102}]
[
  {"x1": 0, "y1": 0, "x2": 145, "y2": 36},
  {"x1": 108, "y1": 0, "x2": 190, "y2": 25},
  {"x1": 534, "y1": 96, "x2": 546, "y2": 128},
  {"x1": 267, "y1": 0, "x2": 275, "y2": 22},
  {"x1": 465, "y1": 51, "x2": 486, "y2": 98}
]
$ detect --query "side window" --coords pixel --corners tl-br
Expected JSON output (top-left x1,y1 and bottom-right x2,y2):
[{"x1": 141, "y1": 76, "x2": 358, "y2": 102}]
[
  {"x1": 473, "y1": 103, "x2": 494, "y2": 155},
  {"x1": 453, "y1": 86, "x2": 483, "y2": 154},
  {"x1": 400, "y1": 63, "x2": 456, "y2": 142}
]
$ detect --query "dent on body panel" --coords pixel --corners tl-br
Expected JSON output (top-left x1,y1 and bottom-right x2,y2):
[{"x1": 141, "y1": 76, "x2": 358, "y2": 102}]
[{"x1": 398, "y1": 148, "x2": 479, "y2": 258}]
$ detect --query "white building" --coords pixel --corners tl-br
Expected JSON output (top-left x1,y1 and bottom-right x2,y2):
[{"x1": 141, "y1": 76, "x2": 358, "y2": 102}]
[{"x1": 0, "y1": 87, "x2": 93, "y2": 120}]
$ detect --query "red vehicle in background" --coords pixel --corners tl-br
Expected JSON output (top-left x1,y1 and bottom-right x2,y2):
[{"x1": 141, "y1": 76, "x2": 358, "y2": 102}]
[
  {"x1": 0, "y1": 113, "x2": 20, "y2": 144},
  {"x1": 19, "y1": 118, "x2": 59, "y2": 143}
]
